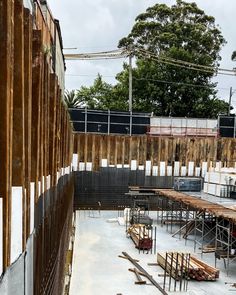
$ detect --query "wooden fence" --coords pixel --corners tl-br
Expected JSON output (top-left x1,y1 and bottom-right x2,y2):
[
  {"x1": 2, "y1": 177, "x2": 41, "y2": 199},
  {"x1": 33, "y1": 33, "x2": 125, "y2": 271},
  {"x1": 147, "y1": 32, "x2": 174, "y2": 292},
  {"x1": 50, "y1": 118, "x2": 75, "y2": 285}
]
[{"x1": 73, "y1": 134, "x2": 236, "y2": 172}]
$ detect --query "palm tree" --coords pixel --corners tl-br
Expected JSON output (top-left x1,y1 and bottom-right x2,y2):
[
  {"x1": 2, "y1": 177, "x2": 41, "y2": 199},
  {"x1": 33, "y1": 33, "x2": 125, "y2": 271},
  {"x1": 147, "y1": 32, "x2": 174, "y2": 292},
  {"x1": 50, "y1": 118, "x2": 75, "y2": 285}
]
[{"x1": 64, "y1": 90, "x2": 80, "y2": 108}]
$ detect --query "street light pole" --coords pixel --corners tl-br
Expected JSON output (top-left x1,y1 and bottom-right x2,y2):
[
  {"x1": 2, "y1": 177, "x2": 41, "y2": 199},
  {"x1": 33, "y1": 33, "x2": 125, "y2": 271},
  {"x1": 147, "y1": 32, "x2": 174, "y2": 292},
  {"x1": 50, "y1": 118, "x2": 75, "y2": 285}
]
[
  {"x1": 129, "y1": 53, "x2": 132, "y2": 112},
  {"x1": 228, "y1": 86, "x2": 233, "y2": 116}
]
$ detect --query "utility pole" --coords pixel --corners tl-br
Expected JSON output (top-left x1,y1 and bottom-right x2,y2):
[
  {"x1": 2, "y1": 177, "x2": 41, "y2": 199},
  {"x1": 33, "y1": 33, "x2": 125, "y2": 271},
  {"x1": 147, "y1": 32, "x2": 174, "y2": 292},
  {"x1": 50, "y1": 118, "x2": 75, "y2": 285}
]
[
  {"x1": 129, "y1": 53, "x2": 132, "y2": 112},
  {"x1": 228, "y1": 86, "x2": 233, "y2": 116}
]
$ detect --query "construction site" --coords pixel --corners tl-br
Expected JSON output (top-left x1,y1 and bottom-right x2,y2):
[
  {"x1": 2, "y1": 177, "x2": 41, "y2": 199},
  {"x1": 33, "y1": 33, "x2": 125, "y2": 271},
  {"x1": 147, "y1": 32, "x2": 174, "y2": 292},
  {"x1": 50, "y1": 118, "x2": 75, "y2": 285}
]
[{"x1": 1, "y1": 0, "x2": 236, "y2": 294}]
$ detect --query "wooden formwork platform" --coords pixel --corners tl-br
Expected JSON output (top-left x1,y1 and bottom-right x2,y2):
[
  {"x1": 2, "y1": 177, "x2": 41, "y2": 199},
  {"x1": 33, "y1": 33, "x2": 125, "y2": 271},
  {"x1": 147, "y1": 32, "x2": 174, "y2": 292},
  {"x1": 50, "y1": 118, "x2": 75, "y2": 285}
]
[{"x1": 156, "y1": 189, "x2": 236, "y2": 223}]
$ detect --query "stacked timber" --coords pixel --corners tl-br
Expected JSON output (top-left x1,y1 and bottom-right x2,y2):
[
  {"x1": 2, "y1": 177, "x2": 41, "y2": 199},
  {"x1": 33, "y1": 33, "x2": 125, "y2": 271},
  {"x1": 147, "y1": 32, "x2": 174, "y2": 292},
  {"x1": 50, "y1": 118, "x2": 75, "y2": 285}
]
[
  {"x1": 157, "y1": 252, "x2": 219, "y2": 281},
  {"x1": 127, "y1": 224, "x2": 152, "y2": 250}
]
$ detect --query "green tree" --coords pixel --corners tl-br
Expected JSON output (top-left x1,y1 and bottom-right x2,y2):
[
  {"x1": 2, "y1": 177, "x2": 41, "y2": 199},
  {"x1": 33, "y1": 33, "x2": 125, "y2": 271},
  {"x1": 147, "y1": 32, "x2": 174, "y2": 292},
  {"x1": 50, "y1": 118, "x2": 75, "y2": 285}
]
[
  {"x1": 114, "y1": 0, "x2": 228, "y2": 117},
  {"x1": 76, "y1": 74, "x2": 128, "y2": 110},
  {"x1": 64, "y1": 90, "x2": 80, "y2": 108}
]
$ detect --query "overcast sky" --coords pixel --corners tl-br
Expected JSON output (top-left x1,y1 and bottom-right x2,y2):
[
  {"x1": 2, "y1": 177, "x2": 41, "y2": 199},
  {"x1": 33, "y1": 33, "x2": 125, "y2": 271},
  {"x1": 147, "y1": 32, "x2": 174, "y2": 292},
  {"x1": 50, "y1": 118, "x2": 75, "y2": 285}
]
[{"x1": 48, "y1": 0, "x2": 236, "y2": 108}]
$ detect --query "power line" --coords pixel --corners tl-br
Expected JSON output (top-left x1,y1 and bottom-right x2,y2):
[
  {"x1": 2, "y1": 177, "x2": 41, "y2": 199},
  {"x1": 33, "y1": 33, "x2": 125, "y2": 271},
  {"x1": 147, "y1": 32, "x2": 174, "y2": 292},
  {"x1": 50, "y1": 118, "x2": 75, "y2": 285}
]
[
  {"x1": 64, "y1": 47, "x2": 236, "y2": 77},
  {"x1": 137, "y1": 48, "x2": 235, "y2": 73},
  {"x1": 64, "y1": 49, "x2": 127, "y2": 60},
  {"x1": 65, "y1": 73, "x2": 233, "y2": 91},
  {"x1": 136, "y1": 48, "x2": 236, "y2": 76},
  {"x1": 134, "y1": 77, "x2": 215, "y2": 89},
  {"x1": 66, "y1": 74, "x2": 116, "y2": 78}
]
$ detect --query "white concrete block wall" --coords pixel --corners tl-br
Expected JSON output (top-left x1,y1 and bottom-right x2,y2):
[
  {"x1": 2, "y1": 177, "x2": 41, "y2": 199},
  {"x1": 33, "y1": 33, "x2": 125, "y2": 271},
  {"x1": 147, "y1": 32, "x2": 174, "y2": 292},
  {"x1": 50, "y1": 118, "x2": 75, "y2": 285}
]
[
  {"x1": 160, "y1": 162, "x2": 165, "y2": 176},
  {"x1": 72, "y1": 154, "x2": 78, "y2": 171},
  {"x1": 202, "y1": 162, "x2": 208, "y2": 177},
  {"x1": 38, "y1": 181, "x2": 41, "y2": 197},
  {"x1": 131, "y1": 160, "x2": 137, "y2": 170},
  {"x1": 101, "y1": 159, "x2": 108, "y2": 167},
  {"x1": 65, "y1": 166, "x2": 70, "y2": 174},
  {"x1": 167, "y1": 166, "x2": 172, "y2": 176},
  {"x1": 188, "y1": 162, "x2": 194, "y2": 176},
  {"x1": 174, "y1": 162, "x2": 180, "y2": 176},
  {"x1": 46, "y1": 175, "x2": 50, "y2": 190},
  {"x1": 195, "y1": 167, "x2": 201, "y2": 177},
  {"x1": 152, "y1": 166, "x2": 158, "y2": 176},
  {"x1": 11, "y1": 187, "x2": 23, "y2": 263},
  {"x1": 203, "y1": 166, "x2": 236, "y2": 196},
  {"x1": 86, "y1": 163, "x2": 92, "y2": 171},
  {"x1": 145, "y1": 161, "x2": 151, "y2": 176},
  {"x1": 181, "y1": 166, "x2": 187, "y2": 176},
  {"x1": 79, "y1": 162, "x2": 85, "y2": 171}
]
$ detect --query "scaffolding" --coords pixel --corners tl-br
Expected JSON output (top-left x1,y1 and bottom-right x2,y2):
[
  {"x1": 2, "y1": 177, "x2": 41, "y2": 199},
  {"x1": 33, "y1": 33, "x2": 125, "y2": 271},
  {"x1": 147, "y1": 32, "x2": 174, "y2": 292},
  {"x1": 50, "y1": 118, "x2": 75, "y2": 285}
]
[
  {"x1": 215, "y1": 218, "x2": 236, "y2": 275},
  {"x1": 153, "y1": 189, "x2": 236, "y2": 275}
]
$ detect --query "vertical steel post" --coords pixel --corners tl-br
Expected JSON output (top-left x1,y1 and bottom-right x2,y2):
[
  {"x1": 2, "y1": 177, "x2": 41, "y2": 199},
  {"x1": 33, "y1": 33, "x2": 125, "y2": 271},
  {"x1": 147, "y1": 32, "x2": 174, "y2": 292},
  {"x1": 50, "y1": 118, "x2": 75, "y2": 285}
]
[
  {"x1": 129, "y1": 54, "x2": 132, "y2": 112},
  {"x1": 85, "y1": 107, "x2": 87, "y2": 133}
]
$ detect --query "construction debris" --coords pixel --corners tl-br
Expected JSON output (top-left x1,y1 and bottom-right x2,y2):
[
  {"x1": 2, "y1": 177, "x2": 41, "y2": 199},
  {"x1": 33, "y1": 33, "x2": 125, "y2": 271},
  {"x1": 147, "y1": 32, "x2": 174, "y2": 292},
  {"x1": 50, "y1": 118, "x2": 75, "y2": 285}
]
[
  {"x1": 157, "y1": 252, "x2": 219, "y2": 281},
  {"x1": 118, "y1": 255, "x2": 139, "y2": 262},
  {"x1": 127, "y1": 224, "x2": 153, "y2": 250},
  {"x1": 122, "y1": 252, "x2": 168, "y2": 295},
  {"x1": 132, "y1": 268, "x2": 147, "y2": 285}
]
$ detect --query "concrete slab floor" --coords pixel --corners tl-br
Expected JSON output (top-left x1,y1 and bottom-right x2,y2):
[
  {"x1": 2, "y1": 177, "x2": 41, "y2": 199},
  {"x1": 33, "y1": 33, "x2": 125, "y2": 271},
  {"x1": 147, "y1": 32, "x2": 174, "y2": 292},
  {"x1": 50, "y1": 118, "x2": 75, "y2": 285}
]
[{"x1": 69, "y1": 210, "x2": 236, "y2": 295}]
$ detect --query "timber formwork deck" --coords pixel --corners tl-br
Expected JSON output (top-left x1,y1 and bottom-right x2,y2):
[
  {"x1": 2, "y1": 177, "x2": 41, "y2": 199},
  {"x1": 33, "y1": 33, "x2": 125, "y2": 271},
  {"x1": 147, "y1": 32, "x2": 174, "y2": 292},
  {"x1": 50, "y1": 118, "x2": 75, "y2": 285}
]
[{"x1": 155, "y1": 189, "x2": 236, "y2": 223}]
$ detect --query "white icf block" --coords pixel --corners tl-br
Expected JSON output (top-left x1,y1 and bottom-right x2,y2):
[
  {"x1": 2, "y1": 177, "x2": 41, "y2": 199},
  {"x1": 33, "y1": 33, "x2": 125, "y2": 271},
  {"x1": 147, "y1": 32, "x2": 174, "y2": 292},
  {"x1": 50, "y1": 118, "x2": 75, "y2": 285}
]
[
  {"x1": 65, "y1": 166, "x2": 70, "y2": 175},
  {"x1": 152, "y1": 166, "x2": 158, "y2": 176},
  {"x1": 46, "y1": 175, "x2": 50, "y2": 190},
  {"x1": 30, "y1": 183, "x2": 35, "y2": 234},
  {"x1": 86, "y1": 162, "x2": 92, "y2": 171},
  {"x1": 160, "y1": 162, "x2": 165, "y2": 176},
  {"x1": 101, "y1": 159, "x2": 108, "y2": 167},
  {"x1": 209, "y1": 172, "x2": 221, "y2": 184},
  {"x1": 174, "y1": 162, "x2": 180, "y2": 176},
  {"x1": 188, "y1": 162, "x2": 194, "y2": 176},
  {"x1": 167, "y1": 166, "x2": 172, "y2": 176},
  {"x1": 124, "y1": 164, "x2": 130, "y2": 168},
  {"x1": 181, "y1": 166, "x2": 187, "y2": 176},
  {"x1": 79, "y1": 162, "x2": 85, "y2": 171},
  {"x1": 131, "y1": 160, "x2": 137, "y2": 171},
  {"x1": 117, "y1": 164, "x2": 122, "y2": 168},
  {"x1": 145, "y1": 161, "x2": 151, "y2": 176},
  {"x1": 57, "y1": 171, "x2": 60, "y2": 182},
  {"x1": 38, "y1": 181, "x2": 41, "y2": 197},
  {"x1": 42, "y1": 177, "x2": 45, "y2": 193},
  {"x1": 195, "y1": 167, "x2": 201, "y2": 177},
  {"x1": 11, "y1": 187, "x2": 23, "y2": 263},
  {"x1": 0, "y1": 198, "x2": 3, "y2": 275},
  {"x1": 72, "y1": 154, "x2": 78, "y2": 171},
  {"x1": 202, "y1": 162, "x2": 208, "y2": 177},
  {"x1": 215, "y1": 162, "x2": 222, "y2": 172},
  {"x1": 138, "y1": 165, "x2": 144, "y2": 170},
  {"x1": 204, "y1": 172, "x2": 209, "y2": 183}
]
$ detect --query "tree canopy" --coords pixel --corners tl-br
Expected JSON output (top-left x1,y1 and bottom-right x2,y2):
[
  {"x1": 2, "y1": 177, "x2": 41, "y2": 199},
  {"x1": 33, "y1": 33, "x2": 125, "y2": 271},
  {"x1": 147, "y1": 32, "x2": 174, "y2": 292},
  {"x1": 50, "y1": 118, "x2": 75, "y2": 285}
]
[{"x1": 75, "y1": 0, "x2": 229, "y2": 118}]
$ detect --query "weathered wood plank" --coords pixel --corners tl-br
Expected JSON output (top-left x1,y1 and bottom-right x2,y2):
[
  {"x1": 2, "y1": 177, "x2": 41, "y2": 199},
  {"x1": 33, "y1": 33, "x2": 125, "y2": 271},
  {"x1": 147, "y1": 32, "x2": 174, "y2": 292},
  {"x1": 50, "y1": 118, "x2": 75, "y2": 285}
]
[{"x1": 0, "y1": 0, "x2": 14, "y2": 269}]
